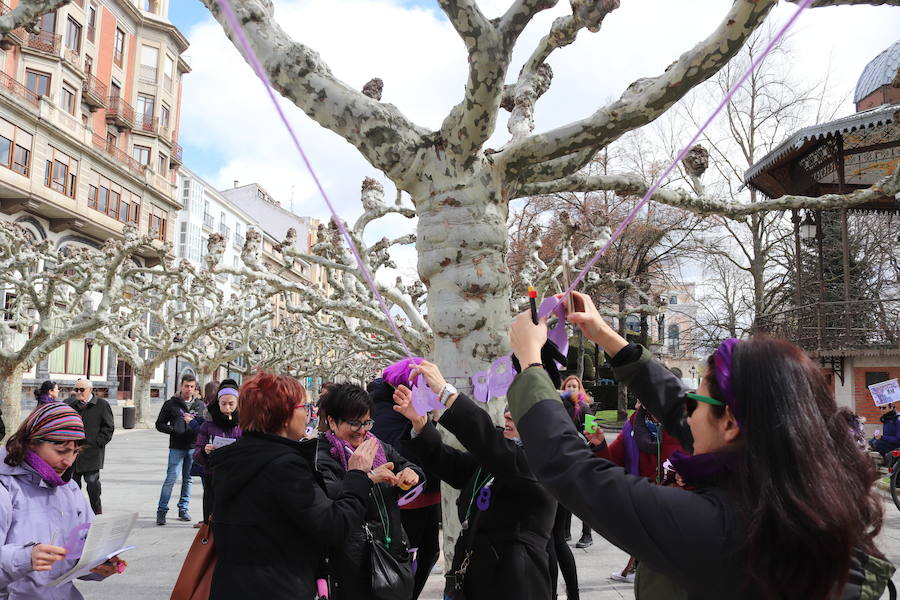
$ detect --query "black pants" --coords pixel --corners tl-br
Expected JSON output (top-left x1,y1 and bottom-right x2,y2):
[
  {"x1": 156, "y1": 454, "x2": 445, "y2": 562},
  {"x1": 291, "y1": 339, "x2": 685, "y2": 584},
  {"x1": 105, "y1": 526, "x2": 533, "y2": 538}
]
[
  {"x1": 74, "y1": 470, "x2": 102, "y2": 515},
  {"x1": 399, "y1": 503, "x2": 441, "y2": 600},
  {"x1": 202, "y1": 474, "x2": 214, "y2": 524},
  {"x1": 548, "y1": 504, "x2": 578, "y2": 597}
]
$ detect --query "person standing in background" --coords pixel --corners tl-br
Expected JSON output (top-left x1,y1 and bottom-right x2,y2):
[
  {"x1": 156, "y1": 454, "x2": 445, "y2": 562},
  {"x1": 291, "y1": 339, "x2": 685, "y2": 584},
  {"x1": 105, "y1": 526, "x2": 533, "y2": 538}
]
[
  {"x1": 155, "y1": 374, "x2": 203, "y2": 525},
  {"x1": 68, "y1": 378, "x2": 114, "y2": 515}
]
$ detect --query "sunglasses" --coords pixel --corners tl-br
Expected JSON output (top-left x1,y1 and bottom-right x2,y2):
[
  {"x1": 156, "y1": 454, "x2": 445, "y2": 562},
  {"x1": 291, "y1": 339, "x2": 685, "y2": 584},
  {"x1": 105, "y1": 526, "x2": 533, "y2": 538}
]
[
  {"x1": 73, "y1": 388, "x2": 88, "y2": 393},
  {"x1": 343, "y1": 419, "x2": 375, "y2": 431},
  {"x1": 684, "y1": 392, "x2": 725, "y2": 416}
]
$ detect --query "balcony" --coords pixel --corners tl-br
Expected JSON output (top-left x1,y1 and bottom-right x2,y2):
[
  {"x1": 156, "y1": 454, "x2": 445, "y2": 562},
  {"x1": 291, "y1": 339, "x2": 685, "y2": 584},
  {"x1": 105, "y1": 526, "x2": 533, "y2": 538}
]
[
  {"x1": 91, "y1": 133, "x2": 147, "y2": 177},
  {"x1": 202, "y1": 212, "x2": 214, "y2": 230},
  {"x1": 234, "y1": 233, "x2": 245, "y2": 249},
  {"x1": 106, "y1": 96, "x2": 135, "y2": 130},
  {"x1": 0, "y1": 70, "x2": 39, "y2": 109},
  {"x1": 82, "y1": 73, "x2": 107, "y2": 110},
  {"x1": 133, "y1": 114, "x2": 158, "y2": 135},
  {"x1": 754, "y1": 299, "x2": 900, "y2": 356},
  {"x1": 25, "y1": 31, "x2": 61, "y2": 55},
  {"x1": 219, "y1": 223, "x2": 231, "y2": 239},
  {"x1": 171, "y1": 143, "x2": 183, "y2": 166}
]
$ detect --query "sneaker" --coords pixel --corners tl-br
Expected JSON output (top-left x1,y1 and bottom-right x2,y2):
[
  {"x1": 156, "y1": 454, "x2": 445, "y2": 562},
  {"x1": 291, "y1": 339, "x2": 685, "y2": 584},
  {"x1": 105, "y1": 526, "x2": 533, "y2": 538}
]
[
  {"x1": 156, "y1": 511, "x2": 166, "y2": 526},
  {"x1": 609, "y1": 571, "x2": 635, "y2": 583},
  {"x1": 575, "y1": 534, "x2": 593, "y2": 548},
  {"x1": 178, "y1": 510, "x2": 191, "y2": 522}
]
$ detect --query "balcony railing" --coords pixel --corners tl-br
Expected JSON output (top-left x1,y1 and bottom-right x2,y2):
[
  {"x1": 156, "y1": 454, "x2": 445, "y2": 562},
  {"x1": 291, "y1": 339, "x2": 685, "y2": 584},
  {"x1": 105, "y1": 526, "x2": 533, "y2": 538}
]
[
  {"x1": 63, "y1": 47, "x2": 82, "y2": 71},
  {"x1": 26, "y1": 31, "x2": 61, "y2": 55},
  {"x1": 82, "y1": 73, "x2": 107, "y2": 109},
  {"x1": 106, "y1": 96, "x2": 135, "y2": 129},
  {"x1": 171, "y1": 143, "x2": 183, "y2": 165},
  {"x1": 202, "y1": 213, "x2": 214, "y2": 230},
  {"x1": 91, "y1": 133, "x2": 147, "y2": 176},
  {"x1": 754, "y1": 299, "x2": 900, "y2": 354},
  {"x1": 139, "y1": 65, "x2": 157, "y2": 84},
  {"x1": 234, "y1": 233, "x2": 245, "y2": 248},
  {"x1": 0, "y1": 70, "x2": 39, "y2": 108},
  {"x1": 133, "y1": 114, "x2": 158, "y2": 134},
  {"x1": 219, "y1": 223, "x2": 231, "y2": 239}
]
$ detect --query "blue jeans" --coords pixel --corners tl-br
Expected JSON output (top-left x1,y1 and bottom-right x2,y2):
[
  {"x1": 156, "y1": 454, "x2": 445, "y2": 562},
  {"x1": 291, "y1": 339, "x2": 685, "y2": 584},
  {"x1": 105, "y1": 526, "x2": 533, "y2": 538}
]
[{"x1": 157, "y1": 448, "x2": 193, "y2": 513}]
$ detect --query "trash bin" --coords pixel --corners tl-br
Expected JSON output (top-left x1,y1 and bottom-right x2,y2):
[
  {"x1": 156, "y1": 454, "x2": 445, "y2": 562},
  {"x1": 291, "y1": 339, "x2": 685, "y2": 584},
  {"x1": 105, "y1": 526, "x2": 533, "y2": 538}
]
[{"x1": 122, "y1": 406, "x2": 135, "y2": 429}]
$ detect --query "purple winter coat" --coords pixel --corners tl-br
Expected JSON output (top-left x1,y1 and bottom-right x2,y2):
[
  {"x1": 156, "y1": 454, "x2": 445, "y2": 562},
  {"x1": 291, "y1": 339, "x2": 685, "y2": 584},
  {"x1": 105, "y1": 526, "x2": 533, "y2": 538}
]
[
  {"x1": 193, "y1": 420, "x2": 242, "y2": 470},
  {"x1": 0, "y1": 448, "x2": 103, "y2": 599}
]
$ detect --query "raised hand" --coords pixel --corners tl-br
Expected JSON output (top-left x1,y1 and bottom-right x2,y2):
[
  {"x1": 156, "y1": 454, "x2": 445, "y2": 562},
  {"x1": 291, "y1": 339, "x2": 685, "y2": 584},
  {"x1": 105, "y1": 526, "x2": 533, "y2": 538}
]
[
  {"x1": 392, "y1": 385, "x2": 428, "y2": 432},
  {"x1": 409, "y1": 361, "x2": 448, "y2": 396},
  {"x1": 347, "y1": 437, "x2": 379, "y2": 472},
  {"x1": 396, "y1": 467, "x2": 420, "y2": 490},
  {"x1": 369, "y1": 461, "x2": 399, "y2": 486},
  {"x1": 509, "y1": 311, "x2": 547, "y2": 367}
]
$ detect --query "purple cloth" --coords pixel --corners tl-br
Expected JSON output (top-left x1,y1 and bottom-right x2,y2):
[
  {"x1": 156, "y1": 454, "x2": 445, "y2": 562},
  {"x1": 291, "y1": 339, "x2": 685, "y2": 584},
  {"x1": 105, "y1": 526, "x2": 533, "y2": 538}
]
[
  {"x1": 470, "y1": 355, "x2": 518, "y2": 403},
  {"x1": 36, "y1": 394, "x2": 55, "y2": 405},
  {"x1": 0, "y1": 447, "x2": 101, "y2": 599},
  {"x1": 24, "y1": 449, "x2": 66, "y2": 487},
  {"x1": 620, "y1": 420, "x2": 639, "y2": 476},
  {"x1": 411, "y1": 375, "x2": 443, "y2": 416},
  {"x1": 668, "y1": 449, "x2": 739, "y2": 486},
  {"x1": 713, "y1": 338, "x2": 741, "y2": 424},
  {"x1": 539, "y1": 297, "x2": 569, "y2": 366},
  {"x1": 324, "y1": 430, "x2": 387, "y2": 472},
  {"x1": 193, "y1": 420, "x2": 243, "y2": 467},
  {"x1": 382, "y1": 357, "x2": 424, "y2": 388}
]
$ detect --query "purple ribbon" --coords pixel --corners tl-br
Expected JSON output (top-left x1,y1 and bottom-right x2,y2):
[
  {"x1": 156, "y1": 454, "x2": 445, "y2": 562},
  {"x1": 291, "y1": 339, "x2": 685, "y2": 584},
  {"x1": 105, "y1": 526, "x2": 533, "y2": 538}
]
[
  {"x1": 397, "y1": 483, "x2": 425, "y2": 506},
  {"x1": 411, "y1": 374, "x2": 443, "y2": 416}
]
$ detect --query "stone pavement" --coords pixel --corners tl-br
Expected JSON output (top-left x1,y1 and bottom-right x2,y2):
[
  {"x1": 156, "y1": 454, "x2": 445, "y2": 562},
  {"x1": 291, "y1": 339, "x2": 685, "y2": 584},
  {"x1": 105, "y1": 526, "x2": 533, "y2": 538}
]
[{"x1": 75, "y1": 428, "x2": 900, "y2": 599}]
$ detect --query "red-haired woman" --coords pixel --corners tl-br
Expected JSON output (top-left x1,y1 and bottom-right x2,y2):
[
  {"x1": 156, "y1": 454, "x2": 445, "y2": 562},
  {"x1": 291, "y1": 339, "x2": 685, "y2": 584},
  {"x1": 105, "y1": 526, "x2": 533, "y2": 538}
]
[
  {"x1": 209, "y1": 372, "x2": 380, "y2": 600},
  {"x1": 506, "y1": 292, "x2": 893, "y2": 600}
]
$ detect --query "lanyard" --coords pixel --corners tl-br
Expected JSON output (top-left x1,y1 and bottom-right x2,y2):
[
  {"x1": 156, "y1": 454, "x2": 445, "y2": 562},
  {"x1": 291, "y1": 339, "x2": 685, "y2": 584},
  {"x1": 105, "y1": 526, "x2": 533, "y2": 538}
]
[{"x1": 463, "y1": 468, "x2": 494, "y2": 524}]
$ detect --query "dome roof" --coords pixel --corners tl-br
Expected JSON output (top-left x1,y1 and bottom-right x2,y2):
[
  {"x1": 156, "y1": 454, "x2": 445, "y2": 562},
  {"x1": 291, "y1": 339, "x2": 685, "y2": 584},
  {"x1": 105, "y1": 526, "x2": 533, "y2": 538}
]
[{"x1": 854, "y1": 40, "x2": 900, "y2": 105}]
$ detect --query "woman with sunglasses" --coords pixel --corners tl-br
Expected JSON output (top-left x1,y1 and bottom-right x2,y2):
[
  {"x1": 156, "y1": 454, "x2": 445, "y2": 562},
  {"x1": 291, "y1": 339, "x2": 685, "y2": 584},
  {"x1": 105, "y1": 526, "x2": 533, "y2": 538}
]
[
  {"x1": 869, "y1": 403, "x2": 899, "y2": 467},
  {"x1": 0, "y1": 402, "x2": 125, "y2": 599},
  {"x1": 506, "y1": 291, "x2": 893, "y2": 600},
  {"x1": 315, "y1": 382, "x2": 424, "y2": 600}
]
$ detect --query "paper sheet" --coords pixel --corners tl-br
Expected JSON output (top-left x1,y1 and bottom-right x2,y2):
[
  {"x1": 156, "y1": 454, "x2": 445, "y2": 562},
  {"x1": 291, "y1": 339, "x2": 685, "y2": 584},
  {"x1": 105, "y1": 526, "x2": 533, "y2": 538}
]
[
  {"x1": 48, "y1": 512, "x2": 137, "y2": 587},
  {"x1": 212, "y1": 435, "x2": 237, "y2": 448}
]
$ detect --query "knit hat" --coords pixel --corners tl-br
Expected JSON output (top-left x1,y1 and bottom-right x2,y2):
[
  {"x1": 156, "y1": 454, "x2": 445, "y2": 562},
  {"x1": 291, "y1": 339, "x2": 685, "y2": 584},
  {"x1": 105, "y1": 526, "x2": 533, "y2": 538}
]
[{"x1": 24, "y1": 402, "x2": 85, "y2": 442}]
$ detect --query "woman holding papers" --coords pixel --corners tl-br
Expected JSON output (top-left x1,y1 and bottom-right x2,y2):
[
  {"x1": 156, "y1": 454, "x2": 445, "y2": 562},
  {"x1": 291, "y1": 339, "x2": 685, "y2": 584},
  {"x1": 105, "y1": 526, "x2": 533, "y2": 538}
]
[
  {"x1": 193, "y1": 384, "x2": 242, "y2": 526},
  {"x1": 0, "y1": 402, "x2": 124, "y2": 599}
]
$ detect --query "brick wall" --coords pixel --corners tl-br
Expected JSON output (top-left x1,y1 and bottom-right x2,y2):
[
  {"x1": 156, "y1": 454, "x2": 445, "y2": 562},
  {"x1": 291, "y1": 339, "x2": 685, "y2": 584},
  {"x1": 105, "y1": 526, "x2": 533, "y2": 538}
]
[{"x1": 853, "y1": 366, "x2": 900, "y2": 424}]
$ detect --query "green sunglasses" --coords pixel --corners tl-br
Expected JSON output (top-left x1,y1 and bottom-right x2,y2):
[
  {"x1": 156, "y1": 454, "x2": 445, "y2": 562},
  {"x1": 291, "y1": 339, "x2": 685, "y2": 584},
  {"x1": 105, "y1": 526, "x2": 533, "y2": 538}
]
[{"x1": 685, "y1": 392, "x2": 725, "y2": 409}]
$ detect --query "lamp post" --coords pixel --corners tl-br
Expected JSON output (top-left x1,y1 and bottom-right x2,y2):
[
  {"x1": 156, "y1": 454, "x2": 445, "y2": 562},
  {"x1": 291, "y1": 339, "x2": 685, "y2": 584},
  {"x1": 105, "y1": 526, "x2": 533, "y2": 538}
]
[
  {"x1": 690, "y1": 365, "x2": 697, "y2": 389},
  {"x1": 173, "y1": 332, "x2": 183, "y2": 385},
  {"x1": 84, "y1": 335, "x2": 95, "y2": 379},
  {"x1": 225, "y1": 341, "x2": 235, "y2": 379}
]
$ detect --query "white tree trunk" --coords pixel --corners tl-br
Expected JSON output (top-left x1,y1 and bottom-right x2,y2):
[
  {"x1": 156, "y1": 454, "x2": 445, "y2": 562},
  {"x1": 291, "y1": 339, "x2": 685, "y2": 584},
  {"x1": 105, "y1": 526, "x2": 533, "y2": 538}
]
[
  {"x1": 413, "y1": 168, "x2": 512, "y2": 565},
  {"x1": 132, "y1": 372, "x2": 154, "y2": 429},
  {"x1": 0, "y1": 366, "x2": 24, "y2": 442}
]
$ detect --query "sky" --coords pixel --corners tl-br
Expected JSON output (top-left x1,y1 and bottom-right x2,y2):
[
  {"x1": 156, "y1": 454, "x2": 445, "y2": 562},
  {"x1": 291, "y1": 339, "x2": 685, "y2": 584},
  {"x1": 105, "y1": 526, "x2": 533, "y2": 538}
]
[{"x1": 166, "y1": 1, "x2": 900, "y2": 283}]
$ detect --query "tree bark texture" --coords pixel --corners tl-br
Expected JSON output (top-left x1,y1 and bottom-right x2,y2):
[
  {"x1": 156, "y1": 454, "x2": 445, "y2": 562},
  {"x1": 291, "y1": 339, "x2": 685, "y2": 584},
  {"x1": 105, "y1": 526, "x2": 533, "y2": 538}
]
[{"x1": 0, "y1": 367, "x2": 23, "y2": 442}]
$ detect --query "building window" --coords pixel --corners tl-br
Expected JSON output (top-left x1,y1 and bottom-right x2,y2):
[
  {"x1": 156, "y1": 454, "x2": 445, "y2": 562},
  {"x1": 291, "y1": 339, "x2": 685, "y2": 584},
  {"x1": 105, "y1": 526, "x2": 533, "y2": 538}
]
[
  {"x1": 865, "y1": 372, "x2": 890, "y2": 387},
  {"x1": 40, "y1": 11, "x2": 57, "y2": 34},
  {"x1": 136, "y1": 93, "x2": 155, "y2": 119},
  {"x1": 84, "y1": 55, "x2": 93, "y2": 75},
  {"x1": 88, "y1": 174, "x2": 140, "y2": 224},
  {"x1": 65, "y1": 17, "x2": 82, "y2": 54},
  {"x1": 25, "y1": 70, "x2": 51, "y2": 97},
  {"x1": 148, "y1": 211, "x2": 167, "y2": 241},
  {"x1": 106, "y1": 132, "x2": 117, "y2": 149},
  {"x1": 61, "y1": 83, "x2": 76, "y2": 114},
  {"x1": 667, "y1": 324, "x2": 680, "y2": 353},
  {"x1": 164, "y1": 54, "x2": 174, "y2": 91},
  {"x1": 48, "y1": 339, "x2": 104, "y2": 376},
  {"x1": 0, "y1": 118, "x2": 33, "y2": 176},
  {"x1": 2, "y1": 292, "x2": 16, "y2": 321},
  {"x1": 113, "y1": 28, "x2": 125, "y2": 67},
  {"x1": 132, "y1": 145, "x2": 150, "y2": 166},
  {"x1": 87, "y1": 6, "x2": 96, "y2": 43},
  {"x1": 110, "y1": 81, "x2": 121, "y2": 99},
  {"x1": 43, "y1": 148, "x2": 78, "y2": 198},
  {"x1": 669, "y1": 295, "x2": 678, "y2": 305},
  {"x1": 140, "y1": 45, "x2": 158, "y2": 83},
  {"x1": 160, "y1": 104, "x2": 170, "y2": 129},
  {"x1": 158, "y1": 152, "x2": 167, "y2": 173}
]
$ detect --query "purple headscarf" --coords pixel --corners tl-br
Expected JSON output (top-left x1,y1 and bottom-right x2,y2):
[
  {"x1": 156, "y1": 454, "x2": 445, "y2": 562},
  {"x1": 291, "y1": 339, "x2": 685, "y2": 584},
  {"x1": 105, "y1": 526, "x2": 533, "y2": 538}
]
[
  {"x1": 712, "y1": 338, "x2": 741, "y2": 425},
  {"x1": 382, "y1": 357, "x2": 423, "y2": 388}
]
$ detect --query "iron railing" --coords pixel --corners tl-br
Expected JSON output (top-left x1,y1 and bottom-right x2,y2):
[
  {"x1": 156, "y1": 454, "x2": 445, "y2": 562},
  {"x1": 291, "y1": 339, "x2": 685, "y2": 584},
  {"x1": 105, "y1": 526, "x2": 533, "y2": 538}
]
[
  {"x1": 0, "y1": 70, "x2": 39, "y2": 108},
  {"x1": 26, "y1": 31, "x2": 61, "y2": 54},
  {"x1": 754, "y1": 299, "x2": 900, "y2": 353}
]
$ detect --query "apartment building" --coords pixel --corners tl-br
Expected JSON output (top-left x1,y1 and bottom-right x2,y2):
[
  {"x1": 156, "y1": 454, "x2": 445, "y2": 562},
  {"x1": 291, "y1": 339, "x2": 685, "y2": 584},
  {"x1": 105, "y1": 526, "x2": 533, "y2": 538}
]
[{"x1": 0, "y1": 0, "x2": 189, "y2": 404}]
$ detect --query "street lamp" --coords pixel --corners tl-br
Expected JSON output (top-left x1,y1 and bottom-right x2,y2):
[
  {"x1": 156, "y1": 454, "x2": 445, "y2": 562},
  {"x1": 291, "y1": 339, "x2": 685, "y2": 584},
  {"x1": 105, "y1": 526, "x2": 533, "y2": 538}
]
[
  {"x1": 225, "y1": 341, "x2": 235, "y2": 379},
  {"x1": 690, "y1": 365, "x2": 697, "y2": 388},
  {"x1": 799, "y1": 212, "x2": 817, "y2": 241},
  {"x1": 173, "y1": 332, "x2": 184, "y2": 383},
  {"x1": 84, "y1": 335, "x2": 95, "y2": 379}
]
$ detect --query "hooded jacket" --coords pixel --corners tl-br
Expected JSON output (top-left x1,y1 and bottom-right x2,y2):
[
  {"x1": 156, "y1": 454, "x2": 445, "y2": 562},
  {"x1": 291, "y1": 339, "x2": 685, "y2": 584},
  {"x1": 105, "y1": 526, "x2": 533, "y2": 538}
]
[
  {"x1": 209, "y1": 431, "x2": 372, "y2": 600},
  {"x1": 879, "y1": 409, "x2": 900, "y2": 445},
  {"x1": 0, "y1": 449, "x2": 103, "y2": 599}
]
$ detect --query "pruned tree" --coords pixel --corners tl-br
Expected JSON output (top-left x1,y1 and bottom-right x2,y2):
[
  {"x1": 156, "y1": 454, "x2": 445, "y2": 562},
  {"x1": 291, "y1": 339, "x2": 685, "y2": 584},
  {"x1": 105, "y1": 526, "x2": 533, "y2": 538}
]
[{"x1": 0, "y1": 222, "x2": 165, "y2": 439}]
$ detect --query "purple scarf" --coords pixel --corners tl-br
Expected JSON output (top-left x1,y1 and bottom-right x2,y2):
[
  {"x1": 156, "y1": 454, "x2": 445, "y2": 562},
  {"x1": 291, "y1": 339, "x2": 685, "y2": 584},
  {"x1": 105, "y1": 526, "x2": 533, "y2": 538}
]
[
  {"x1": 24, "y1": 449, "x2": 67, "y2": 487},
  {"x1": 325, "y1": 431, "x2": 387, "y2": 472},
  {"x1": 669, "y1": 450, "x2": 739, "y2": 486},
  {"x1": 36, "y1": 394, "x2": 55, "y2": 405}
]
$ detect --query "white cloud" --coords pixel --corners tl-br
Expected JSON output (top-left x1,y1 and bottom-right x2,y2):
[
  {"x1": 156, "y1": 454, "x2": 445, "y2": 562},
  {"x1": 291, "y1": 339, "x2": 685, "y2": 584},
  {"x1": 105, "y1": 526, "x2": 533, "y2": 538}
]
[{"x1": 179, "y1": 0, "x2": 900, "y2": 282}]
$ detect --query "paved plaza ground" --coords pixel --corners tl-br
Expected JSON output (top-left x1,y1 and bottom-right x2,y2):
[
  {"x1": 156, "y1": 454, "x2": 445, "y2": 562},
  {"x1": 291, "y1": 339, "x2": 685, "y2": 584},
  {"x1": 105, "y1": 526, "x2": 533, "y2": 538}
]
[{"x1": 73, "y1": 422, "x2": 900, "y2": 599}]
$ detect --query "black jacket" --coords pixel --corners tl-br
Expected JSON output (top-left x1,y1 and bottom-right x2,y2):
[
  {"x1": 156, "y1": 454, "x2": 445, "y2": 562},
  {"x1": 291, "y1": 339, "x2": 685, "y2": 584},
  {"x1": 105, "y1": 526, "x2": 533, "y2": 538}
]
[
  {"x1": 0, "y1": 413, "x2": 5, "y2": 440},
  {"x1": 155, "y1": 395, "x2": 205, "y2": 450},
  {"x1": 209, "y1": 431, "x2": 372, "y2": 600},
  {"x1": 68, "y1": 395, "x2": 114, "y2": 473},
  {"x1": 314, "y1": 434, "x2": 424, "y2": 600},
  {"x1": 508, "y1": 347, "x2": 896, "y2": 600},
  {"x1": 406, "y1": 394, "x2": 555, "y2": 600}
]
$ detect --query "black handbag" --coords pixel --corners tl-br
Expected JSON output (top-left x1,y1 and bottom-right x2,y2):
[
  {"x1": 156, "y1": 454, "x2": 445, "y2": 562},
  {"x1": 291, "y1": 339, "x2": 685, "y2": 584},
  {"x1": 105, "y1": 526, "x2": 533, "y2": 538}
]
[{"x1": 366, "y1": 523, "x2": 414, "y2": 600}]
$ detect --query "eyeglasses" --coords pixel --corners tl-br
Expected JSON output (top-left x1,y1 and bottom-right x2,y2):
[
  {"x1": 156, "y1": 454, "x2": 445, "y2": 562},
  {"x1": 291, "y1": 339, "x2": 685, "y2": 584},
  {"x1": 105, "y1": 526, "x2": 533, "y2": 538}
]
[
  {"x1": 343, "y1": 419, "x2": 375, "y2": 431},
  {"x1": 684, "y1": 392, "x2": 725, "y2": 417},
  {"x1": 73, "y1": 388, "x2": 87, "y2": 393}
]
